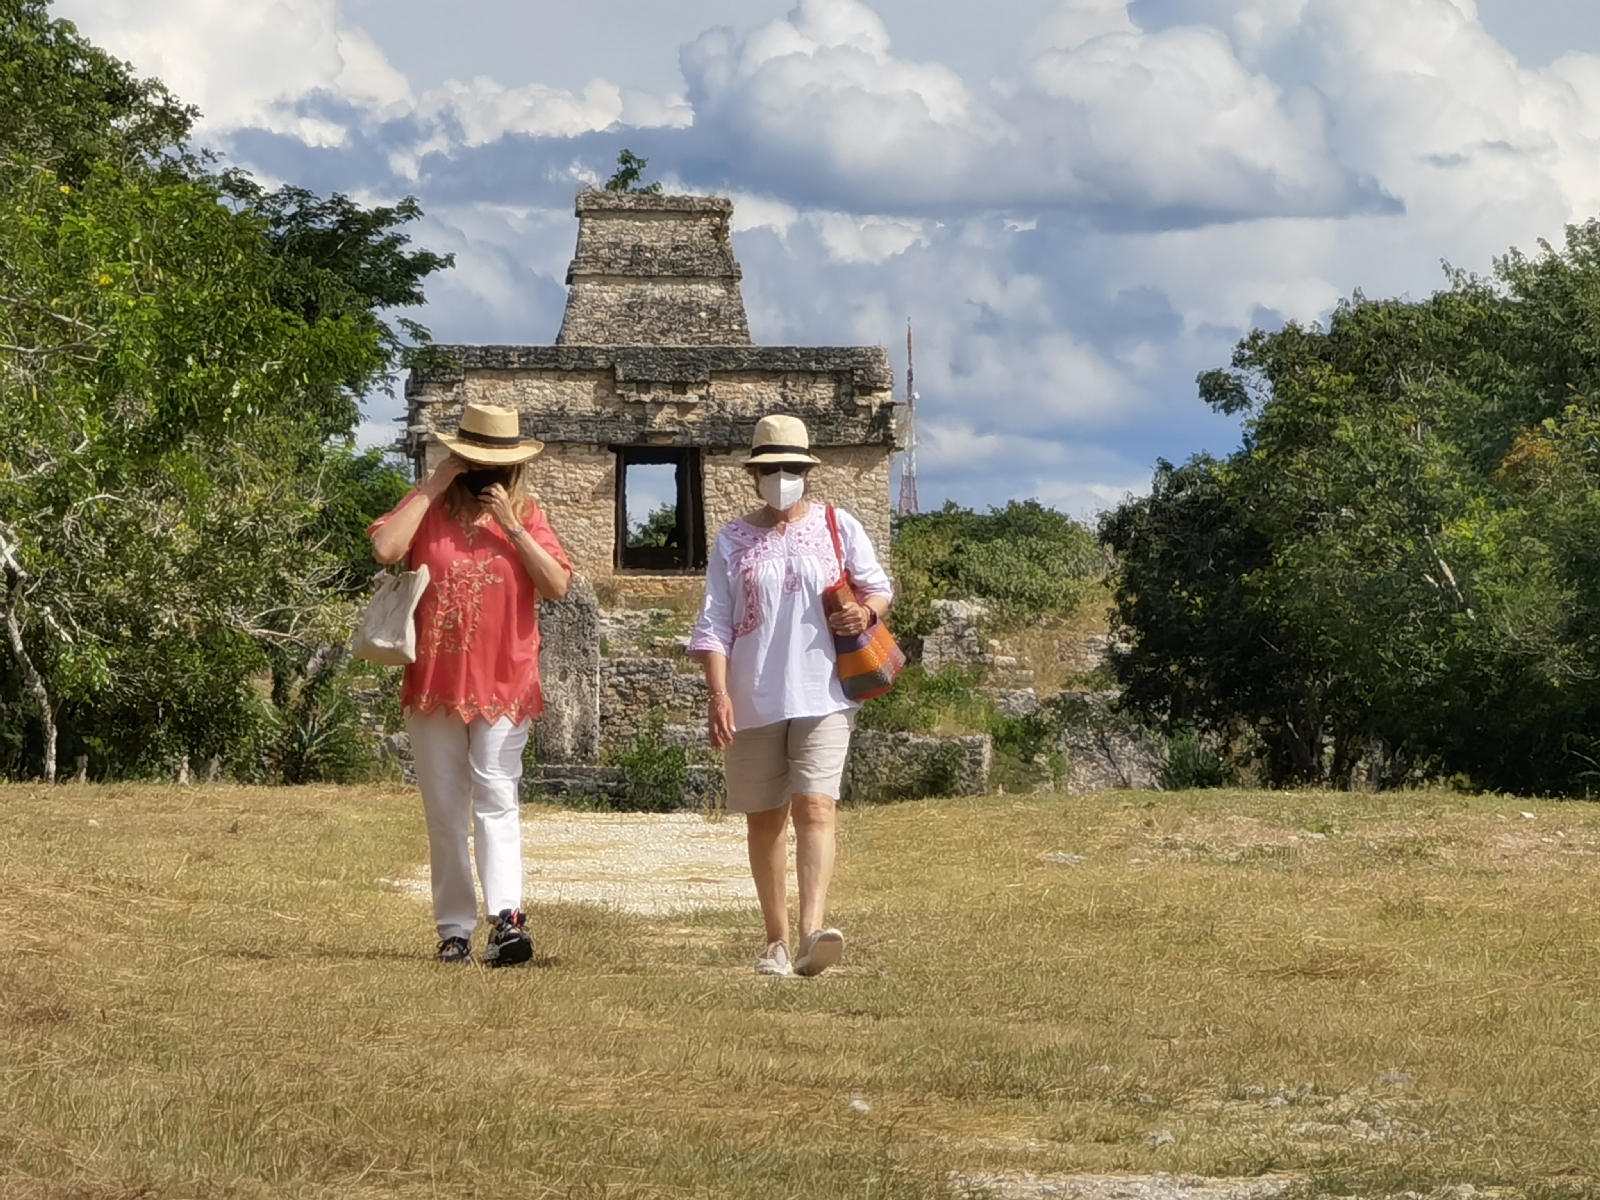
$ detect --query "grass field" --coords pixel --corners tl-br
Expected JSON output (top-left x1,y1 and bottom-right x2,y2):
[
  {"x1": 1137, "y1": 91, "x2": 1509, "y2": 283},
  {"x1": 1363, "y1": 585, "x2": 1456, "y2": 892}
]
[{"x1": 4, "y1": 784, "x2": 1600, "y2": 1198}]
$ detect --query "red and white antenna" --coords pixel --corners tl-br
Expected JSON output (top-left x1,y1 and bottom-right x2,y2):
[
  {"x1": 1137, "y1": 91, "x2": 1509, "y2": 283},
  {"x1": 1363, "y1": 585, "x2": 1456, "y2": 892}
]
[{"x1": 897, "y1": 319, "x2": 920, "y2": 516}]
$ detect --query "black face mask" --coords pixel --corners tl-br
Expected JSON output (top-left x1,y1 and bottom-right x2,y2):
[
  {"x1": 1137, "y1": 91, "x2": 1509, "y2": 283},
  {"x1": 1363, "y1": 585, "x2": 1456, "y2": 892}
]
[{"x1": 460, "y1": 466, "x2": 514, "y2": 498}]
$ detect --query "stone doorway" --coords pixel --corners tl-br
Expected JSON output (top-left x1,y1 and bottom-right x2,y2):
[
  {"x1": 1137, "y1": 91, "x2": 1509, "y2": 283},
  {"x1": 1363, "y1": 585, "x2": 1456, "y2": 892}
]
[{"x1": 613, "y1": 446, "x2": 708, "y2": 572}]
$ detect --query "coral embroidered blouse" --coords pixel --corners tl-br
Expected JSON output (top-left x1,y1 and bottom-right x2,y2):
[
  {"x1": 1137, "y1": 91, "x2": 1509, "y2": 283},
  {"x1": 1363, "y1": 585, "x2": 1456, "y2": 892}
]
[
  {"x1": 368, "y1": 492, "x2": 571, "y2": 725},
  {"x1": 688, "y1": 504, "x2": 892, "y2": 732}
]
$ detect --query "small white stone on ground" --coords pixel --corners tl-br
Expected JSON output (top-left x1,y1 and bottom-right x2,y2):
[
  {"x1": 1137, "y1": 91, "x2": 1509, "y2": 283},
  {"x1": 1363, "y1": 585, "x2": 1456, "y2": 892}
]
[
  {"x1": 1042, "y1": 852, "x2": 1086, "y2": 865},
  {"x1": 849, "y1": 1093, "x2": 871, "y2": 1113}
]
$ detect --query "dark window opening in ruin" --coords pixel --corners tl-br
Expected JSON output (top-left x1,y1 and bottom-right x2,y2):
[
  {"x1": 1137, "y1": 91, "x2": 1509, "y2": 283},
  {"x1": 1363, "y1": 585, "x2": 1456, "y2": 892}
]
[{"x1": 614, "y1": 447, "x2": 707, "y2": 572}]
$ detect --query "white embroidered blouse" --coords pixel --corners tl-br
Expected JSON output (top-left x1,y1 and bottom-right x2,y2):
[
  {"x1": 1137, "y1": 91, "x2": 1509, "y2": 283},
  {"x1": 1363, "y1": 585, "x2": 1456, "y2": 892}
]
[{"x1": 688, "y1": 504, "x2": 893, "y2": 732}]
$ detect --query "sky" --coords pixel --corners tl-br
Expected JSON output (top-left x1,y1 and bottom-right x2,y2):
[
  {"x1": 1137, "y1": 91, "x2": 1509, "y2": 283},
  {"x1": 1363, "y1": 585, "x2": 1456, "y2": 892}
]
[{"x1": 51, "y1": 0, "x2": 1600, "y2": 518}]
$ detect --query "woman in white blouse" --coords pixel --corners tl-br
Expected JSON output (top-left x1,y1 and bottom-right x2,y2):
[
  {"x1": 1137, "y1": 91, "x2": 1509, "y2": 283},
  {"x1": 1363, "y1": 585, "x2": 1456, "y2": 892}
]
[{"x1": 688, "y1": 415, "x2": 893, "y2": 978}]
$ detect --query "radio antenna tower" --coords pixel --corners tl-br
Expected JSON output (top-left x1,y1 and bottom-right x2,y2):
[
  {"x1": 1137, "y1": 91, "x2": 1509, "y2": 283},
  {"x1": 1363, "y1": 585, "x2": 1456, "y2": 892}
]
[{"x1": 897, "y1": 319, "x2": 920, "y2": 516}]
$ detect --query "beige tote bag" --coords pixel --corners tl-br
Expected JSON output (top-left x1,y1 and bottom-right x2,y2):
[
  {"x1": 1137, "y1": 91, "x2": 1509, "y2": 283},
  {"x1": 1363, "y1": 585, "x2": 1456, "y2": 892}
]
[{"x1": 352, "y1": 564, "x2": 431, "y2": 666}]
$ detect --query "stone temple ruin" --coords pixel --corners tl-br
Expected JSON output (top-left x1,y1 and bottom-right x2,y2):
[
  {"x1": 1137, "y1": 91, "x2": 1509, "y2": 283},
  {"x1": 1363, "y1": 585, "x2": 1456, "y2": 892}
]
[
  {"x1": 393, "y1": 189, "x2": 1155, "y2": 800},
  {"x1": 405, "y1": 192, "x2": 897, "y2": 581},
  {"x1": 401, "y1": 190, "x2": 1002, "y2": 798}
]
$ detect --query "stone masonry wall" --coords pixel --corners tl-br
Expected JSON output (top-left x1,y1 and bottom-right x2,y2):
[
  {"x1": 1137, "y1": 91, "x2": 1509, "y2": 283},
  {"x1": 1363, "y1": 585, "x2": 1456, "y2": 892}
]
[
  {"x1": 599, "y1": 658, "x2": 708, "y2": 744},
  {"x1": 410, "y1": 354, "x2": 895, "y2": 452},
  {"x1": 524, "y1": 444, "x2": 615, "y2": 575},
  {"x1": 559, "y1": 194, "x2": 751, "y2": 348},
  {"x1": 559, "y1": 277, "x2": 751, "y2": 348}
]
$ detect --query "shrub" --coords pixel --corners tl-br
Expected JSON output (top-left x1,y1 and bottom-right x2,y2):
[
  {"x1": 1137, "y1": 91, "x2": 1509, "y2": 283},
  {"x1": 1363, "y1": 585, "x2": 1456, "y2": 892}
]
[
  {"x1": 856, "y1": 664, "x2": 991, "y2": 735},
  {"x1": 604, "y1": 708, "x2": 688, "y2": 812},
  {"x1": 891, "y1": 500, "x2": 1111, "y2": 638},
  {"x1": 1159, "y1": 726, "x2": 1234, "y2": 790}
]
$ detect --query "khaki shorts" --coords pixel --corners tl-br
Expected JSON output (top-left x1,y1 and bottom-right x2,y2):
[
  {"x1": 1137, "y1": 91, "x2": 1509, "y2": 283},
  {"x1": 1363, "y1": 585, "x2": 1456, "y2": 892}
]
[{"x1": 723, "y1": 712, "x2": 855, "y2": 813}]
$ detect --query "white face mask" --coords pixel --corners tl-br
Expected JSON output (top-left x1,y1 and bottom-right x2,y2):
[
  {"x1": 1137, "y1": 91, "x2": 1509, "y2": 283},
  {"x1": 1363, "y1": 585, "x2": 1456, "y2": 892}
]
[{"x1": 759, "y1": 470, "x2": 806, "y2": 511}]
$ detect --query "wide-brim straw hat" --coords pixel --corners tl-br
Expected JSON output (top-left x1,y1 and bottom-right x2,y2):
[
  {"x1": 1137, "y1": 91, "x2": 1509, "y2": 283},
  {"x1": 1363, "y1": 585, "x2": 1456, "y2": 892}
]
[
  {"x1": 436, "y1": 402, "x2": 545, "y2": 465},
  {"x1": 745, "y1": 414, "x2": 821, "y2": 467}
]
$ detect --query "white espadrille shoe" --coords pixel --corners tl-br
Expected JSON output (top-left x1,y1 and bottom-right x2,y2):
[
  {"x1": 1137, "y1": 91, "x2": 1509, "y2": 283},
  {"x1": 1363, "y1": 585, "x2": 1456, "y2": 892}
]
[{"x1": 793, "y1": 928, "x2": 843, "y2": 977}]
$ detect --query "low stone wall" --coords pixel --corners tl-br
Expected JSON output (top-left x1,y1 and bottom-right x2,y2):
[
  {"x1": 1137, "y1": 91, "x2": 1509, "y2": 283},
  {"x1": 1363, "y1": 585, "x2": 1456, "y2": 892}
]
[
  {"x1": 1055, "y1": 691, "x2": 1161, "y2": 792},
  {"x1": 528, "y1": 730, "x2": 991, "y2": 810},
  {"x1": 841, "y1": 730, "x2": 992, "y2": 803},
  {"x1": 526, "y1": 764, "x2": 725, "y2": 808}
]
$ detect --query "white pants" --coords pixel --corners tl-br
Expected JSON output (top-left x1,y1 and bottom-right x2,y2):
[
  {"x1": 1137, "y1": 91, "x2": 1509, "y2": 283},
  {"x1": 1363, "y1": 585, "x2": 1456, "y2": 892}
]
[{"x1": 406, "y1": 711, "x2": 530, "y2": 940}]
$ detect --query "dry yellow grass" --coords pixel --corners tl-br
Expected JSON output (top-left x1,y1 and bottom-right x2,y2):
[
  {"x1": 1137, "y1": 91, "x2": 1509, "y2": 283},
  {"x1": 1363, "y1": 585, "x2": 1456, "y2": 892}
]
[
  {"x1": 999, "y1": 586, "x2": 1114, "y2": 696},
  {"x1": 3, "y1": 784, "x2": 1600, "y2": 1198}
]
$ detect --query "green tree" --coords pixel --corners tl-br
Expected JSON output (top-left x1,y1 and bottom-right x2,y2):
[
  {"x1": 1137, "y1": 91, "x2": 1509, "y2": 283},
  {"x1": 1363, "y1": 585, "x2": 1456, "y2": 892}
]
[
  {"x1": 627, "y1": 502, "x2": 679, "y2": 550},
  {"x1": 0, "y1": 1, "x2": 446, "y2": 781},
  {"x1": 1105, "y1": 221, "x2": 1600, "y2": 793},
  {"x1": 0, "y1": 0, "x2": 196, "y2": 182}
]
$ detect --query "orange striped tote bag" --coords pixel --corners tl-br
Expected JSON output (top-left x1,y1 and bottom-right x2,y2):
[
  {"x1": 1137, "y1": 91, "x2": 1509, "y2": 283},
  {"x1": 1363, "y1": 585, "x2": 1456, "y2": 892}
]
[{"x1": 822, "y1": 505, "x2": 905, "y2": 701}]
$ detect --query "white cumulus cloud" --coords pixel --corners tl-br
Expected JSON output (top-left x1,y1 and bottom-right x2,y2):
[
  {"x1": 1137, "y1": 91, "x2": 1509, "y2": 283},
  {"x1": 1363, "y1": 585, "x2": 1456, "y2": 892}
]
[{"x1": 51, "y1": 0, "x2": 1600, "y2": 516}]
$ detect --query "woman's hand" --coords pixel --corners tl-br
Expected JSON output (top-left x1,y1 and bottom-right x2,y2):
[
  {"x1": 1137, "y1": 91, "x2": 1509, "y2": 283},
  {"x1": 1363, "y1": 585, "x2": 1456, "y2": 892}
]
[
  {"x1": 421, "y1": 454, "x2": 466, "y2": 499},
  {"x1": 828, "y1": 599, "x2": 874, "y2": 638},
  {"x1": 482, "y1": 483, "x2": 519, "y2": 533},
  {"x1": 708, "y1": 693, "x2": 736, "y2": 750}
]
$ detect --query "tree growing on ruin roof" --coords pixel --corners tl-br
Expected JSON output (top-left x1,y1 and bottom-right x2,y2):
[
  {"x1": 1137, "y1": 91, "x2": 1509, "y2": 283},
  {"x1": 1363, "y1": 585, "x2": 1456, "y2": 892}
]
[{"x1": 603, "y1": 149, "x2": 662, "y2": 195}]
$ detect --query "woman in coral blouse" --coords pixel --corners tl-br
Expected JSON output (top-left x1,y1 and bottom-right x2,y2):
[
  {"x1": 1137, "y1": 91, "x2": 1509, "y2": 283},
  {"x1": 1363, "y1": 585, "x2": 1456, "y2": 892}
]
[{"x1": 369, "y1": 402, "x2": 572, "y2": 967}]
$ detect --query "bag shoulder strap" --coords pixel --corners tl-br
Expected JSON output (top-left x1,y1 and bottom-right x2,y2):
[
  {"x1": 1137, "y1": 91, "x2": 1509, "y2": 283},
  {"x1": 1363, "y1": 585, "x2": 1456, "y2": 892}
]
[{"x1": 825, "y1": 505, "x2": 848, "y2": 580}]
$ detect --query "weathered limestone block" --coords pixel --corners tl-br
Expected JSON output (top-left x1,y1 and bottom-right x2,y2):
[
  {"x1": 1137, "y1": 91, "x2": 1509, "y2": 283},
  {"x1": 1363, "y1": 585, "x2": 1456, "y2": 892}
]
[
  {"x1": 522, "y1": 444, "x2": 615, "y2": 577},
  {"x1": 922, "y1": 599, "x2": 992, "y2": 673},
  {"x1": 599, "y1": 657, "x2": 707, "y2": 745},
  {"x1": 561, "y1": 278, "x2": 752, "y2": 347},
  {"x1": 983, "y1": 688, "x2": 1040, "y2": 718},
  {"x1": 1055, "y1": 690, "x2": 1161, "y2": 792},
  {"x1": 536, "y1": 576, "x2": 601, "y2": 766},
  {"x1": 840, "y1": 730, "x2": 992, "y2": 802}
]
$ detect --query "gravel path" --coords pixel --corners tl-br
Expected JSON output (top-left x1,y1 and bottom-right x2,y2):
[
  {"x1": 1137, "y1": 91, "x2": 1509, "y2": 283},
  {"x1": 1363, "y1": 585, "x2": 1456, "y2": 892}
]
[{"x1": 385, "y1": 810, "x2": 779, "y2": 915}]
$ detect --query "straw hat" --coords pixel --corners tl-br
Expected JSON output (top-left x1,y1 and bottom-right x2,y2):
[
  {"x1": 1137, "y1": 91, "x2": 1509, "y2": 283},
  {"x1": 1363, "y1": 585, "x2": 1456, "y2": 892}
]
[
  {"x1": 436, "y1": 403, "x2": 544, "y2": 465},
  {"x1": 745, "y1": 414, "x2": 821, "y2": 467}
]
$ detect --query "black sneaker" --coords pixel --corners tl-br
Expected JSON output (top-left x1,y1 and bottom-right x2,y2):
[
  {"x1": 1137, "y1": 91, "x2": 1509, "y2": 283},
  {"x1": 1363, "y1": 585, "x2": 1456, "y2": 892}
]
[
  {"x1": 436, "y1": 935, "x2": 472, "y2": 965},
  {"x1": 482, "y1": 908, "x2": 533, "y2": 968}
]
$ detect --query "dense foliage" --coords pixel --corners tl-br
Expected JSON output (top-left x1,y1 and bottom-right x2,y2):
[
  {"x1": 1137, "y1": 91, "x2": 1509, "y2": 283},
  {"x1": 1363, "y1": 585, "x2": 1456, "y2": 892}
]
[
  {"x1": 627, "y1": 502, "x2": 680, "y2": 551},
  {"x1": 0, "y1": 0, "x2": 447, "y2": 781},
  {"x1": 1103, "y1": 223, "x2": 1600, "y2": 793},
  {"x1": 888, "y1": 500, "x2": 1109, "y2": 639}
]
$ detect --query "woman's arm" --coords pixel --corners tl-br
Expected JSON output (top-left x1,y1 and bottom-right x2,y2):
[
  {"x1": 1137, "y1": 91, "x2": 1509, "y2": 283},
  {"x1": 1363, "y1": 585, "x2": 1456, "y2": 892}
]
[
  {"x1": 484, "y1": 485, "x2": 571, "y2": 600},
  {"x1": 826, "y1": 510, "x2": 892, "y2": 636},
  {"x1": 688, "y1": 536, "x2": 738, "y2": 747},
  {"x1": 370, "y1": 457, "x2": 465, "y2": 564},
  {"x1": 702, "y1": 652, "x2": 735, "y2": 749}
]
